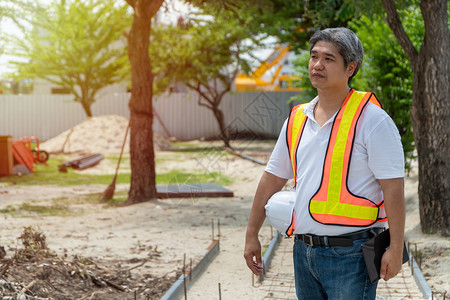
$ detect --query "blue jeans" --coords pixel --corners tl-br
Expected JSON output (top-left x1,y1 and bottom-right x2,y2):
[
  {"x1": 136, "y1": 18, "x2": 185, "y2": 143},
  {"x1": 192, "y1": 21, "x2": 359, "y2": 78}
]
[{"x1": 293, "y1": 237, "x2": 377, "y2": 300}]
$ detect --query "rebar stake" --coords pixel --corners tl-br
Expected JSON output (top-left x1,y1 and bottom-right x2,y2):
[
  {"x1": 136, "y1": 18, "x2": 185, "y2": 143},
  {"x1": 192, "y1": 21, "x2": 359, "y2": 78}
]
[
  {"x1": 217, "y1": 219, "x2": 221, "y2": 241},
  {"x1": 189, "y1": 258, "x2": 192, "y2": 281},
  {"x1": 212, "y1": 218, "x2": 215, "y2": 241},
  {"x1": 218, "y1": 282, "x2": 222, "y2": 300},
  {"x1": 184, "y1": 274, "x2": 187, "y2": 300},
  {"x1": 407, "y1": 242, "x2": 411, "y2": 266}
]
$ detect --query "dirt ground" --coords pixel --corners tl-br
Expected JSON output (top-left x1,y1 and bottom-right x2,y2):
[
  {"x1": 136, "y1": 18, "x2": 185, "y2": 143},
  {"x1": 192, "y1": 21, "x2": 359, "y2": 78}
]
[{"x1": 0, "y1": 139, "x2": 448, "y2": 299}]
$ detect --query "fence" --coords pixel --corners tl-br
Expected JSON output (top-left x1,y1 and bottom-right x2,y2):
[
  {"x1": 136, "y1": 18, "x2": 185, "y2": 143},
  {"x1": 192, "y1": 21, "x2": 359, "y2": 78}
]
[{"x1": 0, "y1": 91, "x2": 299, "y2": 141}]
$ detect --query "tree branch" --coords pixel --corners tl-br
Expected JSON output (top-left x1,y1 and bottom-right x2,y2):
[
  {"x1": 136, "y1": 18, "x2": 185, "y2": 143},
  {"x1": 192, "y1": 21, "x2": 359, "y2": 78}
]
[
  {"x1": 124, "y1": 0, "x2": 135, "y2": 9},
  {"x1": 200, "y1": 80, "x2": 218, "y2": 101},
  {"x1": 135, "y1": 0, "x2": 165, "y2": 18},
  {"x1": 381, "y1": 0, "x2": 419, "y2": 64},
  {"x1": 186, "y1": 82, "x2": 215, "y2": 108}
]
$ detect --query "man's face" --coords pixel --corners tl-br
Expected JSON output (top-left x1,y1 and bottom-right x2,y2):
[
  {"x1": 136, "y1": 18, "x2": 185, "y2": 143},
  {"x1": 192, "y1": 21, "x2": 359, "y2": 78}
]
[{"x1": 308, "y1": 40, "x2": 355, "y2": 91}]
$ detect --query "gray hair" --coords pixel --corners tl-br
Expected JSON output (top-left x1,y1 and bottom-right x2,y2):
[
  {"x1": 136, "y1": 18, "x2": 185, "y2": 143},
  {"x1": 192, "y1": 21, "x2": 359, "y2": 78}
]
[{"x1": 309, "y1": 27, "x2": 364, "y2": 84}]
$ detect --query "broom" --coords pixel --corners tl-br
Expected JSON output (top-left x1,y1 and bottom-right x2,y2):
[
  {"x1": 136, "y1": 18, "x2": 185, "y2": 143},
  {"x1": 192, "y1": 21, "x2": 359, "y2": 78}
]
[{"x1": 101, "y1": 122, "x2": 130, "y2": 202}]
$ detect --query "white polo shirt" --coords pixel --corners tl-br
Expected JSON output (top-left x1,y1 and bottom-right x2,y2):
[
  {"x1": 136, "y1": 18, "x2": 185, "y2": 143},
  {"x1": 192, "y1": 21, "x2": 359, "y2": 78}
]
[{"x1": 265, "y1": 96, "x2": 405, "y2": 236}]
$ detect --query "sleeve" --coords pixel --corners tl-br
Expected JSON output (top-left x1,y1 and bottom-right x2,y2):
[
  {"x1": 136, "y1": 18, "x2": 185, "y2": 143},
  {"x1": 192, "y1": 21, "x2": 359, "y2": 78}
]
[
  {"x1": 264, "y1": 119, "x2": 294, "y2": 179},
  {"x1": 366, "y1": 115, "x2": 405, "y2": 179}
]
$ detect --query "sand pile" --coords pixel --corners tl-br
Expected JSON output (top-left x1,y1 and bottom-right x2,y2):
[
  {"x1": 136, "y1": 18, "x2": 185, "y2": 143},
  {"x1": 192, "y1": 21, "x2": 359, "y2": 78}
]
[{"x1": 41, "y1": 115, "x2": 172, "y2": 154}]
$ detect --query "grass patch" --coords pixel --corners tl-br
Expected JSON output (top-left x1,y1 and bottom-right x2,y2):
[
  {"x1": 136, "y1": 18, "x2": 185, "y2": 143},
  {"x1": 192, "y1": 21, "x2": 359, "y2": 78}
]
[
  {"x1": 0, "y1": 168, "x2": 131, "y2": 186},
  {"x1": 104, "y1": 190, "x2": 129, "y2": 206},
  {"x1": 105, "y1": 154, "x2": 130, "y2": 166},
  {"x1": 20, "y1": 202, "x2": 73, "y2": 216},
  {"x1": 156, "y1": 170, "x2": 233, "y2": 186},
  {"x1": 0, "y1": 202, "x2": 75, "y2": 217},
  {"x1": 171, "y1": 141, "x2": 206, "y2": 148},
  {"x1": 0, "y1": 194, "x2": 104, "y2": 217},
  {"x1": 0, "y1": 156, "x2": 233, "y2": 187},
  {"x1": 0, "y1": 205, "x2": 16, "y2": 214},
  {"x1": 155, "y1": 153, "x2": 184, "y2": 164},
  {"x1": 172, "y1": 146, "x2": 225, "y2": 154},
  {"x1": 170, "y1": 141, "x2": 232, "y2": 155}
]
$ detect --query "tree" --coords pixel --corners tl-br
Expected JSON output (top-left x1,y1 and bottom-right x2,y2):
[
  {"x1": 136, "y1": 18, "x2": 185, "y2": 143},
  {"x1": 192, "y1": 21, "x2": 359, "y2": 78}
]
[
  {"x1": 124, "y1": 0, "x2": 164, "y2": 204},
  {"x1": 151, "y1": 13, "x2": 257, "y2": 147},
  {"x1": 7, "y1": 0, "x2": 131, "y2": 117},
  {"x1": 350, "y1": 11, "x2": 422, "y2": 170},
  {"x1": 381, "y1": 0, "x2": 449, "y2": 235}
]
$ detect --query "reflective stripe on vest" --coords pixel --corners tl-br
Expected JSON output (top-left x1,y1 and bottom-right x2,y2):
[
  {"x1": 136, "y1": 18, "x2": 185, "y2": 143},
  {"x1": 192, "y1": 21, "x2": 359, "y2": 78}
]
[{"x1": 287, "y1": 90, "x2": 387, "y2": 228}]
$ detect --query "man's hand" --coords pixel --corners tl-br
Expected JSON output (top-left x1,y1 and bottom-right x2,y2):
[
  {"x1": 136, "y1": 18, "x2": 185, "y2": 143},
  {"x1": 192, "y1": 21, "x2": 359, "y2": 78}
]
[
  {"x1": 379, "y1": 178, "x2": 405, "y2": 281},
  {"x1": 244, "y1": 172, "x2": 287, "y2": 275},
  {"x1": 244, "y1": 236, "x2": 264, "y2": 275},
  {"x1": 380, "y1": 246, "x2": 403, "y2": 281}
]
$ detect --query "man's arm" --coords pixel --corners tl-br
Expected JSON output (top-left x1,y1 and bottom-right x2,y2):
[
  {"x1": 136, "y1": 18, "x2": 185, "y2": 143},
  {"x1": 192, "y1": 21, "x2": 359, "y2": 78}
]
[
  {"x1": 379, "y1": 177, "x2": 405, "y2": 281},
  {"x1": 244, "y1": 171, "x2": 288, "y2": 275}
]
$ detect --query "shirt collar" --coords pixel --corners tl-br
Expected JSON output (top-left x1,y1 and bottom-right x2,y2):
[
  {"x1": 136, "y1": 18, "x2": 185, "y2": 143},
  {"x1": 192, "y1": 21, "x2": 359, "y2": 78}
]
[
  {"x1": 302, "y1": 96, "x2": 319, "y2": 120},
  {"x1": 302, "y1": 96, "x2": 338, "y2": 127}
]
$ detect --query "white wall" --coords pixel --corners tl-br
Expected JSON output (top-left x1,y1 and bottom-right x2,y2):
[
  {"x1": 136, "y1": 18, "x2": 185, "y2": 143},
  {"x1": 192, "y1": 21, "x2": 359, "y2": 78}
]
[{"x1": 0, "y1": 92, "x2": 300, "y2": 141}]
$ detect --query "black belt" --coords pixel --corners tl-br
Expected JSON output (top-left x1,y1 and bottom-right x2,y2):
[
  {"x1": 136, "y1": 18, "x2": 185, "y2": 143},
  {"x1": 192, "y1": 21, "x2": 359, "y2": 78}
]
[{"x1": 295, "y1": 228, "x2": 384, "y2": 247}]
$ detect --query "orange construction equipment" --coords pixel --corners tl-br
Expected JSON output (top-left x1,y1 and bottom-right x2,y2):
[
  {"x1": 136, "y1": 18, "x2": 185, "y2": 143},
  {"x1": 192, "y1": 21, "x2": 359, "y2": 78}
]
[
  {"x1": 0, "y1": 136, "x2": 14, "y2": 176},
  {"x1": 20, "y1": 136, "x2": 49, "y2": 164},
  {"x1": 12, "y1": 140, "x2": 34, "y2": 173},
  {"x1": 235, "y1": 44, "x2": 302, "y2": 92},
  {"x1": 11, "y1": 136, "x2": 50, "y2": 173}
]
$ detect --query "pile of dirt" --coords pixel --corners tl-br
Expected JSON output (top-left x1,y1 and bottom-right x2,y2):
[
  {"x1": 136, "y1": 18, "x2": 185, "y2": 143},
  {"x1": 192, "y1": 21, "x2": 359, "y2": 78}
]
[
  {"x1": 0, "y1": 227, "x2": 179, "y2": 300},
  {"x1": 41, "y1": 115, "x2": 173, "y2": 155}
]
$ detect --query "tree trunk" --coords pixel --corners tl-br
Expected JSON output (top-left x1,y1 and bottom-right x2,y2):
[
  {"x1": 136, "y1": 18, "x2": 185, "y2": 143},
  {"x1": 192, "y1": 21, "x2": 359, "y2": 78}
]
[
  {"x1": 383, "y1": 0, "x2": 450, "y2": 236},
  {"x1": 411, "y1": 0, "x2": 450, "y2": 236},
  {"x1": 125, "y1": 0, "x2": 163, "y2": 204},
  {"x1": 212, "y1": 105, "x2": 231, "y2": 148},
  {"x1": 78, "y1": 96, "x2": 92, "y2": 118},
  {"x1": 81, "y1": 99, "x2": 93, "y2": 117}
]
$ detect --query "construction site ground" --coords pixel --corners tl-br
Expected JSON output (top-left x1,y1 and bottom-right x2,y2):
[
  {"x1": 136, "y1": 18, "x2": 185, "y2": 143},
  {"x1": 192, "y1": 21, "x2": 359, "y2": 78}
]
[{"x1": 0, "y1": 137, "x2": 448, "y2": 299}]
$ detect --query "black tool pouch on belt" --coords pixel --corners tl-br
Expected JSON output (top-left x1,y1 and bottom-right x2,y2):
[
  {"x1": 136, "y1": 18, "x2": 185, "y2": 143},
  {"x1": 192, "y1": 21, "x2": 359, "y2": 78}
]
[{"x1": 361, "y1": 228, "x2": 409, "y2": 283}]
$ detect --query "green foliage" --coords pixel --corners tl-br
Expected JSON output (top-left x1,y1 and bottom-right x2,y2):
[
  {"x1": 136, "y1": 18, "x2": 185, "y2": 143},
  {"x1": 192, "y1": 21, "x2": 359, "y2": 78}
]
[
  {"x1": 6, "y1": 0, "x2": 132, "y2": 116},
  {"x1": 349, "y1": 9, "x2": 424, "y2": 168},
  {"x1": 186, "y1": 0, "x2": 356, "y2": 50},
  {"x1": 151, "y1": 10, "x2": 259, "y2": 95},
  {"x1": 289, "y1": 51, "x2": 315, "y2": 103}
]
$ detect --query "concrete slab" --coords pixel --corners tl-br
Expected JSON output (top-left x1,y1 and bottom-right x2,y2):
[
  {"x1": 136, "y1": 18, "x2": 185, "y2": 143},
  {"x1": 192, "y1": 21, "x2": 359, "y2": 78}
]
[
  {"x1": 157, "y1": 183, "x2": 234, "y2": 198},
  {"x1": 160, "y1": 240, "x2": 220, "y2": 300}
]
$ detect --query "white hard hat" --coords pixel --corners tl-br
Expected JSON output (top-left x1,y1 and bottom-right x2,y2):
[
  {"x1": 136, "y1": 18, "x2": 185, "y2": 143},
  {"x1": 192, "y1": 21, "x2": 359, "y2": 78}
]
[{"x1": 265, "y1": 190, "x2": 295, "y2": 236}]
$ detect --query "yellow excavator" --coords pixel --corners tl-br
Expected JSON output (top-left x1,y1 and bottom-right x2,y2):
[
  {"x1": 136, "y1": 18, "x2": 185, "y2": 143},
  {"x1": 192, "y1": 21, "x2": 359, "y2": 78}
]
[{"x1": 235, "y1": 44, "x2": 302, "y2": 92}]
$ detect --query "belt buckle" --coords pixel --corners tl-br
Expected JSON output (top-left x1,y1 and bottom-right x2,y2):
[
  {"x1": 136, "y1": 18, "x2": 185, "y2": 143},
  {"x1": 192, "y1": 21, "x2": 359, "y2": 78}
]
[{"x1": 303, "y1": 234, "x2": 314, "y2": 246}]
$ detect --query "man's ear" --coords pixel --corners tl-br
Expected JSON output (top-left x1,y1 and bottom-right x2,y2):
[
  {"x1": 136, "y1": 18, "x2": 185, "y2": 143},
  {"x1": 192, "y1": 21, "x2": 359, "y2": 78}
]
[{"x1": 347, "y1": 62, "x2": 357, "y2": 77}]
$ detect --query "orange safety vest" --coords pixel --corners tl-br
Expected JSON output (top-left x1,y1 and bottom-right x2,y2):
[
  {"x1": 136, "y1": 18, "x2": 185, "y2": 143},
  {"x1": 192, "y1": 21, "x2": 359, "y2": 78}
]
[{"x1": 286, "y1": 90, "x2": 387, "y2": 233}]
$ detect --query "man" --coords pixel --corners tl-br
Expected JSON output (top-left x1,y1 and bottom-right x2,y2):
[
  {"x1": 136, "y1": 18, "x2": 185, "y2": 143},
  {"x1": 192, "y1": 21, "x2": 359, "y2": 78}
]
[{"x1": 244, "y1": 27, "x2": 405, "y2": 300}]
